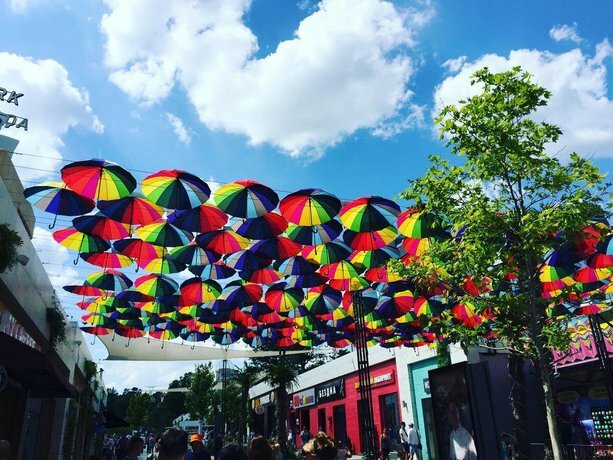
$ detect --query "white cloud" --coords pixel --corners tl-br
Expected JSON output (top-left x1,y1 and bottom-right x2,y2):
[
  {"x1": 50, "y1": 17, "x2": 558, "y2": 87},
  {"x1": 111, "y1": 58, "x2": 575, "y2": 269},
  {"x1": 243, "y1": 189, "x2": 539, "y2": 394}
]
[
  {"x1": 443, "y1": 56, "x2": 467, "y2": 73},
  {"x1": 165, "y1": 112, "x2": 192, "y2": 144},
  {"x1": 0, "y1": 53, "x2": 103, "y2": 181},
  {"x1": 101, "y1": 0, "x2": 433, "y2": 158},
  {"x1": 549, "y1": 23, "x2": 582, "y2": 44},
  {"x1": 434, "y1": 40, "x2": 613, "y2": 158},
  {"x1": 7, "y1": 0, "x2": 47, "y2": 13},
  {"x1": 101, "y1": 360, "x2": 201, "y2": 391}
]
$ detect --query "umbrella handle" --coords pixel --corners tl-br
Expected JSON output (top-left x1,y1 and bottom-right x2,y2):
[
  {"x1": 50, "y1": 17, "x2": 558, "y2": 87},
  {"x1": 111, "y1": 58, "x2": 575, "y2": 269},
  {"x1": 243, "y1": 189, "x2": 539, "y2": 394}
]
[
  {"x1": 49, "y1": 212, "x2": 59, "y2": 230},
  {"x1": 135, "y1": 262, "x2": 140, "y2": 274},
  {"x1": 161, "y1": 340, "x2": 164, "y2": 349},
  {"x1": 191, "y1": 342, "x2": 195, "y2": 350},
  {"x1": 125, "y1": 337, "x2": 131, "y2": 347},
  {"x1": 147, "y1": 337, "x2": 150, "y2": 344},
  {"x1": 111, "y1": 331, "x2": 116, "y2": 342},
  {"x1": 74, "y1": 254, "x2": 80, "y2": 265},
  {"x1": 91, "y1": 335, "x2": 96, "y2": 345}
]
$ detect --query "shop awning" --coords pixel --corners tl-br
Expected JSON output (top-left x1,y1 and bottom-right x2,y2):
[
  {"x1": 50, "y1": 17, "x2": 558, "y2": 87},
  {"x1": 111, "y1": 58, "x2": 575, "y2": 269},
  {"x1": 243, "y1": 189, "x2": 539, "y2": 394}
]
[{"x1": 0, "y1": 333, "x2": 77, "y2": 398}]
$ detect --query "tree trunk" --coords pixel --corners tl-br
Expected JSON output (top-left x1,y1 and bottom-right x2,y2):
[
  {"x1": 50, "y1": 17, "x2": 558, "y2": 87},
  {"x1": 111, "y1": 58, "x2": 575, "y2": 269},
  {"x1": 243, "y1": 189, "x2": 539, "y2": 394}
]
[
  {"x1": 276, "y1": 386, "x2": 288, "y2": 453},
  {"x1": 508, "y1": 354, "x2": 529, "y2": 460},
  {"x1": 240, "y1": 385, "x2": 248, "y2": 444}
]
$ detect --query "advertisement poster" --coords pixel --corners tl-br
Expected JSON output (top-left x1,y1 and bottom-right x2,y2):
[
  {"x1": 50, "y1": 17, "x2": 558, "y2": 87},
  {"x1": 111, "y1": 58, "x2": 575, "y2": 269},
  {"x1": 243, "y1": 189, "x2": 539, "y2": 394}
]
[{"x1": 429, "y1": 363, "x2": 478, "y2": 460}]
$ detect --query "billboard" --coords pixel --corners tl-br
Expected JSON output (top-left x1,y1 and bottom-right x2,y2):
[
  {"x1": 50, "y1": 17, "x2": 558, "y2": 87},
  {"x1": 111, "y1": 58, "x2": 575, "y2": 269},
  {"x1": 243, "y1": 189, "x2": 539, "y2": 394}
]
[{"x1": 429, "y1": 362, "x2": 479, "y2": 459}]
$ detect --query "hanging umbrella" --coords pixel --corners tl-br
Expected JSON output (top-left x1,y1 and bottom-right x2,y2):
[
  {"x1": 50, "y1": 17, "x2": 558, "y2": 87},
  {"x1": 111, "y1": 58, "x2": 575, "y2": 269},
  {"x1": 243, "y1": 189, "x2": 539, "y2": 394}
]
[
  {"x1": 341, "y1": 288, "x2": 379, "y2": 316},
  {"x1": 301, "y1": 242, "x2": 351, "y2": 265},
  {"x1": 80, "y1": 250, "x2": 133, "y2": 269},
  {"x1": 142, "y1": 169, "x2": 210, "y2": 209},
  {"x1": 284, "y1": 273, "x2": 328, "y2": 289},
  {"x1": 329, "y1": 276, "x2": 369, "y2": 292},
  {"x1": 85, "y1": 269, "x2": 133, "y2": 291},
  {"x1": 214, "y1": 180, "x2": 279, "y2": 218},
  {"x1": 364, "y1": 266, "x2": 404, "y2": 283},
  {"x1": 242, "y1": 301, "x2": 275, "y2": 318},
  {"x1": 402, "y1": 237, "x2": 432, "y2": 257},
  {"x1": 189, "y1": 263, "x2": 236, "y2": 280},
  {"x1": 138, "y1": 254, "x2": 187, "y2": 274},
  {"x1": 82, "y1": 313, "x2": 116, "y2": 328},
  {"x1": 53, "y1": 228, "x2": 110, "y2": 264},
  {"x1": 196, "y1": 229, "x2": 249, "y2": 254},
  {"x1": 539, "y1": 265, "x2": 575, "y2": 283},
  {"x1": 251, "y1": 236, "x2": 302, "y2": 260},
  {"x1": 320, "y1": 260, "x2": 360, "y2": 280},
  {"x1": 136, "y1": 220, "x2": 193, "y2": 247},
  {"x1": 375, "y1": 290, "x2": 414, "y2": 318},
  {"x1": 139, "y1": 300, "x2": 178, "y2": 315},
  {"x1": 451, "y1": 302, "x2": 483, "y2": 328},
  {"x1": 239, "y1": 268, "x2": 284, "y2": 285},
  {"x1": 349, "y1": 246, "x2": 400, "y2": 270},
  {"x1": 264, "y1": 283, "x2": 304, "y2": 315},
  {"x1": 324, "y1": 308, "x2": 354, "y2": 328},
  {"x1": 180, "y1": 278, "x2": 222, "y2": 304},
  {"x1": 279, "y1": 188, "x2": 342, "y2": 226},
  {"x1": 397, "y1": 210, "x2": 447, "y2": 238},
  {"x1": 221, "y1": 281, "x2": 263, "y2": 308},
  {"x1": 343, "y1": 226, "x2": 397, "y2": 251},
  {"x1": 224, "y1": 250, "x2": 271, "y2": 271},
  {"x1": 340, "y1": 196, "x2": 400, "y2": 232},
  {"x1": 24, "y1": 181, "x2": 95, "y2": 229},
  {"x1": 115, "y1": 288, "x2": 154, "y2": 303},
  {"x1": 64, "y1": 284, "x2": 106, "y2": 297},
  {"x1": 413, "y1": 297, "x2": 446, "y2": 318},
  {"x1": 73, "y1": 214, "x2": 130, "y2": 241},
  {"x1": 285, "y1": 220, "x2": 343, "y2": 246},
  {"x1": 574, "y1": 301, "x2": 610, "y2": 316},
  {"x1": 231, "y1": 213, "x2": 288, "y2": 240},
  {"x1": 169, "y1": 243, "x2": 221, "y2": 266},
  {"x1": 587, "y1": 253, "x2": 613, "y2": 270},
  {"x1": 573, "y1": 266, "x2": 610, "y2": 284},
  {"x1": 97, "y1": 194, "x2": 164, "y2": 229},
  {"x1": 61, "y1": 158, "x2": 136, "y2": 201},
  {"x1": 134, "y1": 274, "x2": 179, "y2": 297},
  {"x1": 168, "y1": 203, "x2": 228, "y2": 233},
  {"x1": 304, "y1": 285, "x2": 342, "y2": 315},
  {"x1": 80, "y1": 326, "x2": 113, "y2": 342},
  {"x1": 113, "y1": 238, "x2": 164, "y2": 271}
]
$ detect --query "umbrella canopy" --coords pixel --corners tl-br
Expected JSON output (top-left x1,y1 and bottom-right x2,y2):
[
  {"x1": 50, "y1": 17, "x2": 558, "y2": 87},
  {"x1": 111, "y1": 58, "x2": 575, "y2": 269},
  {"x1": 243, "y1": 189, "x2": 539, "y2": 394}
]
[
  {"x1": 169, "y1": 244, "x2": 221, "y2": 266},
  {"x1": 73, "y1": 214, "x2": 130, "y2": 240},
  {"x1": 349, "y1": 246, "x2": 400, "y2": 269},
  {"x1": 189, "y1": 263, "x2": 236, "y2": 280},
  {"x1": 138, "y1": 254, "x2": 187, "y2": 274},
  {"x1": 61, "y1": 158, "x2": 136, "y2": 200},
  {"x1": 113, "y1": 238, "x2": 164, "y2": 262},
  {"x1": 231, "y1": 213, "x2": 288, "y2": 240},
  {"x1": 136, "y1": 220, "x2": 193, "y2": 247},
  {"x1": 180, "y1": 278, "x2": 222, "y2": 304},
  {"x1": 168, "y1": 204, "x2": 228, "y2": 233},
  {"x1": 64, "y1": 284, "x2": 106, "y2": 296},
  {"x1": 214, "y1": 180, "x2": 279, "y2": 218},
  {"x1": 397, "y1": 210, "x2": 447, "y2": 238},
  {"x1": 53, "y1": 228, "x2": 110, "y2": 261},
  {"x1": 265, "y1": 283, "x2": 304, "y2": 315},
  {"x1": 251, "y1": 236, "x2": 302, "y2": 260},
  {"x1": 221, "y1": 282, "x2": 263, "y2": 308},
  {"x1": 279, "y1": 188, "x2": 341, "y2": 226},
  {"x1": 80, "y1": 251, "x2": 133, "y2": 269},
  {"x1": 320, "y1": 260, "x2": 360, "y2": 280},
  {"x1": 304, "y1": 285, "x2": 342, "y2": 315},
  {"x1": 142, "y1": 169, "x2": 211, "y2": 209},
  {"x1": 134, "y1": 274, "x2": 179, "y2": 297},
  {"x1": 97, "y1": 194, "x2": 163, "y2": 227},
  {"x1": 274, "y1": 256, "x2": 319, "y2": 275},
  {"x1": 239, "y1": 268, "x2": 284, "y2": 285},
  {"x1": 302, "y1": 242, "x2": 352, "y2": 265},
  {"x1": 224, "y1": 250, "x2": 271, "y2": 271},
  {"x1": 376, "y1": 290, "x2": 414, "y2": 318},
  {"x1": 24, "y1": 181, "x2": 95, "y2": 228},
  {"x1": 196, "y1": 230, "x2": 249, "y2": 254},
  {"x1": 343, "y1": 226, "x2": 397, "y2": 251},
  {"x1": 85, "y1": 269, "x2": 133, "y2": 291},
  {"x1": 285, "y1": 220, "x2": 343, "y2": 246},
  {"x1": 340, "y1": 196, "x2": 400, "y2": 232}
]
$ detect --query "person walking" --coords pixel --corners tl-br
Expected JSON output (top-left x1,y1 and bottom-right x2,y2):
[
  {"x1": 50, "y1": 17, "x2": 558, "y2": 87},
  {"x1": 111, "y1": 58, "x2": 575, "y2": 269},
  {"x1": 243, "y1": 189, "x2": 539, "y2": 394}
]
[
  {"x1": 407, "y1": 423, "x2": 421, "y2": 460},
  {"x1": 186, "y1": 433, "x2": 211, "y2": 460},
  {"x1": 159, "y1": 428, "x2": 188, "y2": 460},
  {"x1": 121, "y1": 436, "x2": 144, "y2": 460},
  {"x1": 399, "y1": 422, "x2": 410, "y2": 460},
  {"x1": 380, "y1": 427, "x2": 391, "y2": 460}
]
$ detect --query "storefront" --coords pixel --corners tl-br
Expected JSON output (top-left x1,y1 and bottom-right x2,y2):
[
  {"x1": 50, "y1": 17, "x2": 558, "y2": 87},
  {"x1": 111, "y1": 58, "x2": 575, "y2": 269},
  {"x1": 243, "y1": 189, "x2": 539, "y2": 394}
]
[
  {"x1": 252, "y1": 390, "x2": 276, "y2": 438},
  {"x1": 408, "y1": 357, "x2": 438, "y2": 460},
  {"x1": 289, "y1": 359, "x2": 401, "y2": 454}
]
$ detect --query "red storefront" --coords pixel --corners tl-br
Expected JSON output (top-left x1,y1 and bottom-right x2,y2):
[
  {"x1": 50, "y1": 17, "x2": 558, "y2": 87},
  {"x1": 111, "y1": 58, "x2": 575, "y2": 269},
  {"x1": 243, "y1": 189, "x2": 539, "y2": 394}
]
[{"x1": 289, "y1": 359, "x2": 401, "y2": 454}]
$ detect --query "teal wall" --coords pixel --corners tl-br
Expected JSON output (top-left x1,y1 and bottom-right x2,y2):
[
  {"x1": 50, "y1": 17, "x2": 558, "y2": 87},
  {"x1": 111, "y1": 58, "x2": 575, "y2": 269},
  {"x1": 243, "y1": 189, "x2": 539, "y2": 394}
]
[{"x1": 409, "y1": 358, "x2": 437, "y2": 460}]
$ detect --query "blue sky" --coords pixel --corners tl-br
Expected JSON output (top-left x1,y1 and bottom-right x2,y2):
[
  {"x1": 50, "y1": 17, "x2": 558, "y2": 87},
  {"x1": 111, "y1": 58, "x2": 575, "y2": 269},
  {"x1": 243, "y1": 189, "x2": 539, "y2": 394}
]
[{"x1": 1, "y1": 0, "x2": 612, "y2": 389}]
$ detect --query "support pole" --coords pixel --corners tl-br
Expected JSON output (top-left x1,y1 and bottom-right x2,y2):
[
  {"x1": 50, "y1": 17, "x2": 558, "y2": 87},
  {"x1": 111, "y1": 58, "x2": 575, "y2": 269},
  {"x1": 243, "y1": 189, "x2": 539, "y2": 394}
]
[
  {"x1": 353, "y1": 291, "x2": 378, "y2": 458},
  {"x1": 588, "y1": 315, "x2": 613, "y2": 403},
  {"x1": 221, "y1": 358, "x2": 227, "y2": 434}
]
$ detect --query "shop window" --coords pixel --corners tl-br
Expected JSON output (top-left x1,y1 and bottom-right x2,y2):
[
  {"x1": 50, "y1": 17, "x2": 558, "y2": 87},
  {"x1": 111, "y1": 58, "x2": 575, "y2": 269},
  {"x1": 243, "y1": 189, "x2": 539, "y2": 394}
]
[{"x1": 318, "y1": 408, "x2": 326, "y2": 433}]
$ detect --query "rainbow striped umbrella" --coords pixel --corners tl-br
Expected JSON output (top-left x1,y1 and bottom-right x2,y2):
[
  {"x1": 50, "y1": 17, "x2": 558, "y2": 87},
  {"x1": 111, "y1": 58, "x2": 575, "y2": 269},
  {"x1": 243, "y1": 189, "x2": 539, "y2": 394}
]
[
  {"x1": 113, "y1": 238, "x2": 164, "y2": 270},
  {"x1": 329, "y1": 276, "x2": 369, "y2": 292},
  {"x1": 64, "y1": 283, "x2": 106, "y2": 297},
  {"x1": 413, "y1": 297, "x2": 446, "y2": 318},
  {"x1": 80, "y1": 250, "x2": 133, "y2": 269},
  {"x1": 320, "y1": 260, "x2": 360, "y2": 280},
  {"x1": 264, "y1": 283, "x2": 304, "y2": 315},
  {"x1": 239, "y1": 268, "x2": 284, "y2": 285},
  {"x1": 301, "y1": 242, "x2": 352, "y2": 265},
  {"x1": 224, "y1": 250, "x2": 271, "y2": 271},
  {"x1": 221, "y1": 281, "x2": 263, "y2": 308},
  {"x1": 587, "y1": 253, "x2": 613, "y2": 270},
  {"x1": 274, "y1": 256, "x2": 319, "y2": 275},
  {"x1": 284, "y1": 273, "x2": 328, "y2": 289},
  {"x1": 231, "y1": 212, "x2": 288, "y2": 240},
  {"x1": 142, "y1": 169, "x2": 210, "y2": 209},
  {"x1": 61, "y1": 158, "x2": 136, "y2": 201},
  {"x1": 285, "y1": 220, "x2": 343, "y2": 246},
  {"x1": 169, "y1": 243, "x2": 221, "y2": 266},
  {"x1": 196, "y1": 230, "x2": 249, "y2": 254},
  {"x1": 24, "y1": 181, "x2": 95, "y2": 229},
  {"x1": 349, "y1": 245, "x2": 400, "y2": 269},
  {"x1": 305, "y1": 285, "x2": 342, "y2": 315},
  {"x1": 279, "y1": 188, "x2": 341, "y2": 226},
  {"x1": 168, "y1": 203, "x2": 228, "y2": 233},
  {"x1": 136, "y1": 220, "x2": 193, "y2": 247},
  {"x1": 364, "y1": 266, "x2": 404, "y2": 283},
  {"x1": 375, "y1": 290, "x2": 414, "y2": 318},
  {"x1": 138, "y1": 254, "x2": 186, "y2": 274},
  {"x1": 73, "y1": 214, "x2": 130, "y2": 240},
  {"x1": 251, "y1": 236, "x2": 302, "y2": 260},
  {"x1": 85, "y1": 269, "x2": 133, "y2": 291},
  {"x1": 451, "y1": 302, "x2": 482, "y2": 328},
  {"x1": 189, "y1": 263, "x2": 236, "y2": 280},
  {"x1": 573, "y1": 266, "x2": 610, "y2": 283},
  {"x1": 115, "y1": 288, "x2": 154, "y2": 303},
  {"x1": 82, "y1": 314, "x2": 116, "y2": 328},
  {"x1": 402, "y1": 237, "x2": 431, "y2": 257},
  {"x1": 180, "y1": 277, "x2": 222, "y2": 304},
  {"x1": 53, "y1": 228, "x2": 110, "y2": 264},
  {"x1": 97, "y1": 194, "x2": 163, "y2": 227},
  {"x1": 214, "y1": 180, "x2": 279, "y2": 218},
  {"x1": 343, "y1": 226, "x2": 397, "y2": 251},
  {"x1": 341, "y1": 288, "x2": 379, "y2": 316},
  {"x1": 397, "y1": 210, "x2": 447, "y2": 238},
  {"x1": 538, "y1": 265, "x2": 574, "y2": 283},
  {"x1": 134, "y1": 274, "x2": 179, "y2": 297},
  {"x1": 340, "y1": 196, "x2": 400, "y2": 232}
]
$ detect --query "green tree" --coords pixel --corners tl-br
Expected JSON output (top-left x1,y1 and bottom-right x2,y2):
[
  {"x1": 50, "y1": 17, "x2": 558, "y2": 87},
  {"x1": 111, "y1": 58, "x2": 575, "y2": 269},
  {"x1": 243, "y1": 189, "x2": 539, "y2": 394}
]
[
  {"x1": 0, "y1": 223, "x2": 23, "y2": 273},
  {"x1": 235, "y1": 362, "x2": 261, "y2": 443},
  {"x1": 394, "y1": 67, "x2": 609, "y2": 459},
  {"x1": 125, "y1": 391, "x2": 150, "y2": 429},
  {"x1": 185, "y1": 363, "x2": 217, "y2": 422},
  {"x1": 164, "y1": 371, "x2": 193, "y2": 422}
]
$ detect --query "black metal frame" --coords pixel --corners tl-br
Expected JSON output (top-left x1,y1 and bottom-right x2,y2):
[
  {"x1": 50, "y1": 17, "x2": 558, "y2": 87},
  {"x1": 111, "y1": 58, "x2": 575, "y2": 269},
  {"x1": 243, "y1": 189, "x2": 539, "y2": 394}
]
[
  {"x1": 588, "y1": 314, "x2": 613, "y2": 402},
  {"x1": 353, "y1": 291, "x2": 378, "y2": 457}
]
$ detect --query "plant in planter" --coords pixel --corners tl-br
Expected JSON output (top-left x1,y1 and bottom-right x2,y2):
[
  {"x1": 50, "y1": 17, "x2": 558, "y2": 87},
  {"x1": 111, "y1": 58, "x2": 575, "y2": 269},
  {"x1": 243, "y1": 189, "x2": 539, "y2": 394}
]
[{"x1": 0, "y1": 223, "x2": 23, "y2": 273}]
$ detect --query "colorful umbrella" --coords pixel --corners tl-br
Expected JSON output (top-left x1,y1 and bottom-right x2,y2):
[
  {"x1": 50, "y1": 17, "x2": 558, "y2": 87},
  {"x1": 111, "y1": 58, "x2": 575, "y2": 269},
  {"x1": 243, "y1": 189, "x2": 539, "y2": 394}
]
[
  {"x1": 214, "y1": 180, "x2": 279, "y2": 218},
  {"x1": 73, "y1": 214, "x2": 130, "y2": 240},
  {"x1": 85, "y1": 269, "x2": 133, "y2": 291},
  {"x1": 80, "y1": 250, "x2": 133, "y2": 269},
  {"x1": 320, "y1": 260, "x2": 360, "y2": 280},
  {"x1": 342, "y1": 288, "x2": 379, "y2": 316},
  {"x1": 53, "y1": 227, "x2": 110, "y2": 264},
  {"x1": 285, "y1": 220, "x2": 343, "y2": 246},
  {"x1": 24, "y1": 181, "x2": 95, "y2": 229},
  {"x1": 301, "y1": 242, "x2": 352, "y2": 265},
  {"x1": 402, "y1": 237, "x2": 432, "y2": 257},
  {"x1": 376, "y1": 290, "x2": 414, "y2": 318},
  {"x1": 349, "y1": 246, "x2": 400, "y2": 269},
  {"x1": 340, "y1": 196, "x2": 400, "y2": 232},
  {"x1": 264, "y1": 283, "x2": 304, "y2": 315},
  {"x1": 169, "y1": 243, "x2": 221, "y2": 267},
  {"x1": 279, "y1": 188, "x2": 342, "y2": 226},
  {"x1": 64, "y1": 284, "x2": 106, "y2": 297},
  {"x1": 364, "y1": 266, "x2": 404, "y2": 283},
  {"x1": 274, "y1": 256, "x2": 319, "y2": 275},
  {"x1": 142, "y1": 169, "x2": 211, "y2": 209},
  {"x1": 136, "y1": 220, "x2": 193, "y2": 247},
  {"x1": 189, "y1": 263, "x2": 236, "y2": 280},
  {"x1": 221, "y1": 281, "x2": 263, "y2": 308},
  {"x1": 343, "y1": 226, "x2": 397, "y2": 251},
  {"x1": 115, "y1": 288, "x2": 154, "y2": 303},
  {"x1": 304, "y1": 285, "x2": 342, "y2": 315},
  {"x1": 167, "y1": 203, "x2": 228, "y2": 233},
  {"x1": 196, "y1": 230, "x2": 249, "y2": 254},
  {"x1": 113, "y1": 238, "x2": 164, "y2": 270},
  {"x1": 97, "y1": 194, "x2": 163, "y2": 228},
  {"x1": 61, "y1": 158, "x2": 136, "y2": 201},
  {"x1": 82, "y1": 314, "x2": 116, "y2": 328},
  {"x1": 397, "y1": 210, "x2": 446, "y2": 238},
  {"x1": 413, "y1": 297, "x2": 446, "y2": 318},
  {"x1": 231, "y1": 213, "x2": 288, "y2": 240},
  {"x1": 138, "y1": 254, "x2": 187, "y2": 274},
  {"x1": 329, "y1": 276, "x2": 369, "y2": 292},
  {"x1": 134, "y1": 274, "x2": 179, "y2": 297},
  {"x1": 284, "y1": 273, "x2": 328, "y2": 289},
  {"x1": 224, "y1": 250, "x2": 271, "y2": 271},
  {"x1": 451, "y1": 302, "x2": 483, "y2": 328},
  {"x1": 251, "y1": 236, "x2": 302, "y2": 260},
  {"x1": 180, "y1": 278, "x2": 222, "y2": 304},
  {"x1": 239, "y1": 268, "x2": 284, "y2": 285}
]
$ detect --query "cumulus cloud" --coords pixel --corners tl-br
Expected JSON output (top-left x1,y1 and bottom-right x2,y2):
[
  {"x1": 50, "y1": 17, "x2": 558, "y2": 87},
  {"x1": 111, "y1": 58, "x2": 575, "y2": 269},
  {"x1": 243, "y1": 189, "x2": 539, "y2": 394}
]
[
  {"x1": 0, "y1": 53, "x2": 103, "y2": 182},
  {"x1": 101, "y1": 0, "x2": 432, "y2": 158},
  {"x1": 434, "y1": 40, "x2": 613, "y2": 158},
  {"x1": 549, "y1": 23, "x2": 582, "y2": 44},
  {"x1": 165, "y1": 113, "x2": 192, "y2": 144}
]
